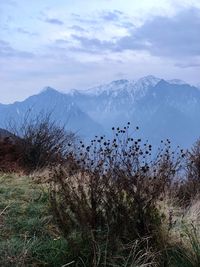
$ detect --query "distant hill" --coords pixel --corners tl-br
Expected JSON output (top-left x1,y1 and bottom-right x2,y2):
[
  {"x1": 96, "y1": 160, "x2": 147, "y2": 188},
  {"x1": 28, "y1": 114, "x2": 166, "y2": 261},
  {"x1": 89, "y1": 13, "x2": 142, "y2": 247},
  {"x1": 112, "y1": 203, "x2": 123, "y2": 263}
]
[
  {"x1": 0, "y1": 76, "x2": 200, "y2": 147},
  {"x1": 0, "y1": 88, "x2": 105, "y2": 140}
]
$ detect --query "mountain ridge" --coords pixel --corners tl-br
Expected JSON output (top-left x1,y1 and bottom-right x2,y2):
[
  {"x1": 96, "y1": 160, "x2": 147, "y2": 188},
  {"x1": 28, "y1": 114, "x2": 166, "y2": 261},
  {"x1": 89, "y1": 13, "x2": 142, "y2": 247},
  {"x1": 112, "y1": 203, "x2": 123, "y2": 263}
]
[{"x1": 1, "y1": 75, "x2": 200, "y2": 147}]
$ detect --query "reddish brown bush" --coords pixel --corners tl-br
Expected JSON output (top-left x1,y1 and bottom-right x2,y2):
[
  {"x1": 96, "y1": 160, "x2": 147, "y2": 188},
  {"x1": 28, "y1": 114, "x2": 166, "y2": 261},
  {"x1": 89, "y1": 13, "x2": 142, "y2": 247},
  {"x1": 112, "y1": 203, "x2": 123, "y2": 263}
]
[
  {"x1": 0, "y1": 137, "x2": 23, "y2": 172},
  {"x1": 5, "y1": 112, "x2": 77, "y2": 172}
]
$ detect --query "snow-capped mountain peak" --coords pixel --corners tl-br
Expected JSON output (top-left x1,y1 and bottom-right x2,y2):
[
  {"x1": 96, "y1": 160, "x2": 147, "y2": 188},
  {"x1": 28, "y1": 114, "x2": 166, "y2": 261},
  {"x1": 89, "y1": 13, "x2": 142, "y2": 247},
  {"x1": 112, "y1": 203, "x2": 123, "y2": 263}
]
[
  {"x1": 126, "y1": 75, "x2": 161, "y2": 98},
  {"x1": 68, "y1": 75, "x2": 191, "y2": 100},
  {"x1": 41, "y1": 86, "x2": 58, "y2": 94},
  {"x1": 82, "y1": 79, "x2": 132, "y2": 96},
  {"x1": 136, "y1": 75, "x2": 161, "y2": 86}
]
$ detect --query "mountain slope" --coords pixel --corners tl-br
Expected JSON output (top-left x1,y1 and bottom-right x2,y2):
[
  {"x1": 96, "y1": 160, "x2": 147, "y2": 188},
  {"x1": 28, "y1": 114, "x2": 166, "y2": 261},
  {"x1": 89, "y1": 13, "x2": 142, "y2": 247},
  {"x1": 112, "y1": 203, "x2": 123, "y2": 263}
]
[
  {"x1": 0, "y1": 87, "x2": 104, "y2": 139},
  {"x1": 131, "y1": 80, "x2": 200, "y2": 147}
]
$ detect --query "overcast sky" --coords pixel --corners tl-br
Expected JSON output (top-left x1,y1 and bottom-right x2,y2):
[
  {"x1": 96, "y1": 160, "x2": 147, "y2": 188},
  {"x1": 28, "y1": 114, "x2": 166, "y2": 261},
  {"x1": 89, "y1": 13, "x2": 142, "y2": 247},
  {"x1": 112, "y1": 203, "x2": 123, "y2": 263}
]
[{"x1": 1, "y1": 0, "x2": 200, "y2": 103}]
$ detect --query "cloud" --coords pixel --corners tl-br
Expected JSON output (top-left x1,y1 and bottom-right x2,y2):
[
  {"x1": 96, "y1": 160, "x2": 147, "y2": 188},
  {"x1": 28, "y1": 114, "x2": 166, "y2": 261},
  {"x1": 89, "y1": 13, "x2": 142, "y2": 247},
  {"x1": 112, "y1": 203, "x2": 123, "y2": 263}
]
[
  {"x1": 70, "y1": 8, "x2": 200, "y2": 60},
  {"x1": 55, "y1": 39, "x2": 70, "y2": 45},
  {"x1": 71, "y1": 9, "x2": 126, "y2": 25},
  {"x1": 175, "y1": 62, "x2": 200, "y2": 68},
  {"x1": 69, "y1": 32, "x2": 143, "y2": 54},
  {"x1": 45, "y1": 18, "x2": 64, "y2": 25},
  {"x1": 70, "y1": 25, "x2": 87, "y2": 32},
  {"x1": 0, "y1": 40, "x2": 34, "y2": 58},
  {"x1": 100, "y1": 10, "x2": 121, "y2": 21},
  {"x1": 72, "y1": 17, "x2": 98, "y2": 25},
  {"x1": 119, "y1": 21, "x2": 135, "y2": 29},
  {"x1": 1, "y1": 2, "x2": 200, "y2": 103},
  {"x1": 71, "y1": 35, "x2": 114, "y2": 53},
  {"x1": 16, "y1": 27, "x2": 38, "y2": 36},
  {"x1": 116, "y1": 8, "x2": 200, "y2": 58}
]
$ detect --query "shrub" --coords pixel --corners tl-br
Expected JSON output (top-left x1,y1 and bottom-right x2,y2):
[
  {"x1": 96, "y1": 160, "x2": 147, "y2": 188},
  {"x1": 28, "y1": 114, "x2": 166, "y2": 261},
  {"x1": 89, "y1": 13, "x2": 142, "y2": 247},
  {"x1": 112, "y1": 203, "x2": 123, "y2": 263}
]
[
  {"x1": 0, "y1": 136, "x2": 23, "y2": 172},
  {"x1": 177, "y1": 140, "x2": 200, "y2": 205},
  {"x1": 49, "y1": 125, "x2": 184, "y2": 265},
  {"x1": 8, "y1": 112, "x2": 76, "y2": 172}
]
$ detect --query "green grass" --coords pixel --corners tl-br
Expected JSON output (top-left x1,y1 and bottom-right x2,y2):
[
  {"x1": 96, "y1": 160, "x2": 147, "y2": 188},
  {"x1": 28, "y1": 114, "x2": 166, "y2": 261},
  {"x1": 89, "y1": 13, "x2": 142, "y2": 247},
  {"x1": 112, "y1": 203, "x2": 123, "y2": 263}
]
[{"x1": 0, "y1": 173, "x2": 69, "y2": 267}]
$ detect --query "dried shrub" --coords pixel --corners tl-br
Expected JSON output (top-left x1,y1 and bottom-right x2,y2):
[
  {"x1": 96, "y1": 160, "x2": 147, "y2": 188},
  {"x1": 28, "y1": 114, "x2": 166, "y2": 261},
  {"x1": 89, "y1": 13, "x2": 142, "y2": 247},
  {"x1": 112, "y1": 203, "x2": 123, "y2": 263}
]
[
  {"x1": 177, "y1": 140, "x2": 200, "y2": 204},
  {"x1": 49, "y1": 124, "x2": 184, "y2": 264},
  {"x1": 8, "y1": 112, "x2": 76, "y2": 172}
]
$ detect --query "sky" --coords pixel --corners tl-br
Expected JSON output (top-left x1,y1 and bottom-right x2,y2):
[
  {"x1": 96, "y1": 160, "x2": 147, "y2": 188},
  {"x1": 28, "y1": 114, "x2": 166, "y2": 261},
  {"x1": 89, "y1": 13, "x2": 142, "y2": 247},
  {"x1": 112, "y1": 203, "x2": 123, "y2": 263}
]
[{"x1": 1, "y1": 0, "x2": 200, "y2": 103}]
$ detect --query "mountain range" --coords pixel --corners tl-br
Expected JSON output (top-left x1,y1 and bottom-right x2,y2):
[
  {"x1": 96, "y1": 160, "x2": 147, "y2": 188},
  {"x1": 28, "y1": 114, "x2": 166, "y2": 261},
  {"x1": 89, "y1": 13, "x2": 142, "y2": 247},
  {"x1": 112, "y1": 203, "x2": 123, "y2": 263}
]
[{"x1": 1, "y1": 75, "x2": 200, "y2": 148}]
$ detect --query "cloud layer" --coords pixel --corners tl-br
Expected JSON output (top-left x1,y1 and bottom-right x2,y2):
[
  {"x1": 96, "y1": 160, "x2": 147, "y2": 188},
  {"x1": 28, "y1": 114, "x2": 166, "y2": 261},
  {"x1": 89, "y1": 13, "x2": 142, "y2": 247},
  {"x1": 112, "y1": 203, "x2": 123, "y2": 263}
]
[
  {"x1": 0, "y1": 0, "x2": 200, "y2": 103},
  {"x1": 70, "y1": 8, "x2": 200, "y2": 59}
]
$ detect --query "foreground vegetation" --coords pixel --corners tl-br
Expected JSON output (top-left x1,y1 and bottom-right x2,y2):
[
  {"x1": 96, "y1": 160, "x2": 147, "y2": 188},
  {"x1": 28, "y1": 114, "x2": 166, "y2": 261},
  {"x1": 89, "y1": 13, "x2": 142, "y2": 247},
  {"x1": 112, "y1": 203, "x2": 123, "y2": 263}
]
[
  {"x1": 0, "y1": 174, "x2": 69, "y2": 266},
  {"x1": 0, "y1": 118, "x2": 200, "y2": 266},
  {"x1": 0, "y1": 168, "x2": 200, "y2": 266}
]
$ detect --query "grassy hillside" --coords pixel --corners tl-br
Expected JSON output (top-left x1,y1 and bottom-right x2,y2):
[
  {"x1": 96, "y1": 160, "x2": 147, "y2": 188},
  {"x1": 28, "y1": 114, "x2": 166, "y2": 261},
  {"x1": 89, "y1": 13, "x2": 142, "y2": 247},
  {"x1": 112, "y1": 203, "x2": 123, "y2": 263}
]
[
  {"x1": 0, "y1": 174, "x2": 69, "y2": 267},
  {"x1": 0, "y1": 123, "x2": 200, "y2": 266},
  {"x1": 0, "y1": 172, "x2": 200, "y2": 267}
]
